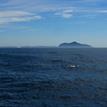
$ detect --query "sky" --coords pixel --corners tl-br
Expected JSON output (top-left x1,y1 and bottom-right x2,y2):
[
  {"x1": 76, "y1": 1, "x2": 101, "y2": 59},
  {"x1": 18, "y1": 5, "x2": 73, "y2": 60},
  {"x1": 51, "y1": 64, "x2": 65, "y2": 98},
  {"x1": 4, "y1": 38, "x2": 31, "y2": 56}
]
[{"x1": 0, "y1": 0, "x2": 107, "y2": 47}]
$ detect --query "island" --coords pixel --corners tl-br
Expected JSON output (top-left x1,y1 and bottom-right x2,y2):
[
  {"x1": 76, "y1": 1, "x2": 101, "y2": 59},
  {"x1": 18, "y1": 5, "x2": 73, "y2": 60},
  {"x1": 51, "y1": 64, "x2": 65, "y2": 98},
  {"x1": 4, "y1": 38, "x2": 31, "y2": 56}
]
[{"x1": 59, "y1": 41, "x2": 92, "y2": 48}]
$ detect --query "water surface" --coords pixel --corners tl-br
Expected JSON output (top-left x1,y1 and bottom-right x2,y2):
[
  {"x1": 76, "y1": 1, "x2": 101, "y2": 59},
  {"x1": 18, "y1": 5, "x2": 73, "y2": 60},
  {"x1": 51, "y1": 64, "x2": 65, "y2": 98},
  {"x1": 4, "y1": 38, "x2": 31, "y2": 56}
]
[{"x1": 0, "y1": 48, "x2": 107, "y2": 107}]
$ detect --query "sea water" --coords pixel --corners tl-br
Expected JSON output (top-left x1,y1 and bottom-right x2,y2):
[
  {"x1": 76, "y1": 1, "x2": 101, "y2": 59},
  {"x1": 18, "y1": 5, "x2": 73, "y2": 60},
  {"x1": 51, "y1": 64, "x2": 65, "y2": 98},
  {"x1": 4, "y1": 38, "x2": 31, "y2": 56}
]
[{"x1": 0, "y1": 48, "x2": 107, "y2": 107}]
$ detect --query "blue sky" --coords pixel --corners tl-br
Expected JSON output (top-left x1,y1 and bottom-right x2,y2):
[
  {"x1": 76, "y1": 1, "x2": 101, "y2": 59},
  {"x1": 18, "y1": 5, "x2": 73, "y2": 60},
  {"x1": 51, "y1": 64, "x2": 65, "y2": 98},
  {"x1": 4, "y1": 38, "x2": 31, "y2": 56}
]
[{"x1": 0, "y1": 0, "x2": 107, "y2": 47}]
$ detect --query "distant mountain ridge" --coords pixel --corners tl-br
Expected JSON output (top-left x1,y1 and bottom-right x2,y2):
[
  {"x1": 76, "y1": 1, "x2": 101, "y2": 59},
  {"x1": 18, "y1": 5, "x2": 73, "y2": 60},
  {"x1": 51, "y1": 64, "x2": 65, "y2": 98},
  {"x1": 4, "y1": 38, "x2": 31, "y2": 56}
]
[{"x1": 59, "y1": 41, "x2": 92, "y2": 48}]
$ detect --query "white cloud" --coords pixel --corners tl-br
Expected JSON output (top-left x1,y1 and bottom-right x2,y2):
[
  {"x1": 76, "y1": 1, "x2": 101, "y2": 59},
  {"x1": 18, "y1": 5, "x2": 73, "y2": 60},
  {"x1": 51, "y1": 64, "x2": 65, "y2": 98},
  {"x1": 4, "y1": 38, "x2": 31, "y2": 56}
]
[
  {"x1": 0, "y1": 10, "x2": 42, "y2": 25},
  {"x1": 0, "y1": 11, "x2": 32, "y2": 17},
  {"x1": 96, "y1": 10, "x2": 107, "y2": 13},
  {"x1": 11, "y1": 16, "x2": 42, "y2": 22},
  {"x1": 62, "y1": 13, "x2": 73, "y2": 19},
  {"x1": 55, "y1": 9, "x2": 73, "y2": 19},
  {"x1": 0, "y1": 0, "x2": 107, "y2": 25}
]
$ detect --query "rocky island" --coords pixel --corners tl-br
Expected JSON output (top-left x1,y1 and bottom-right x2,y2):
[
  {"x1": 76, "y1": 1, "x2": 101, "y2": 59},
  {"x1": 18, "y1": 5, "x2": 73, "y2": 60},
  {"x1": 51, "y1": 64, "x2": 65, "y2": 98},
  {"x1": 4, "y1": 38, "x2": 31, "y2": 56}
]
[{"x1": 59, "y1": 41, "x2": 92, "y2": 48}]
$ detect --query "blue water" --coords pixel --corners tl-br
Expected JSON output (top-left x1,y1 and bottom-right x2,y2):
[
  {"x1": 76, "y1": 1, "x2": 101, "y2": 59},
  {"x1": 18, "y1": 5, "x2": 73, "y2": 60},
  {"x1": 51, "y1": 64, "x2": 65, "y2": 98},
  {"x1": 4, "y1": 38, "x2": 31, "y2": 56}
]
[{"x1": 0, "y1": 48, "x2": 107, "y2": 107}]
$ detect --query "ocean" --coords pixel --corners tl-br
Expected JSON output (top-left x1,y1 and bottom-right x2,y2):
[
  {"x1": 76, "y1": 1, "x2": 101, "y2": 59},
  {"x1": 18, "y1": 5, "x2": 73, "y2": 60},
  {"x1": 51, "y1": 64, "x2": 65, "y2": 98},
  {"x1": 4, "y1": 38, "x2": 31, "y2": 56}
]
[{"x1": 0, "y1": 48, "x2": 107, "y2": 107}]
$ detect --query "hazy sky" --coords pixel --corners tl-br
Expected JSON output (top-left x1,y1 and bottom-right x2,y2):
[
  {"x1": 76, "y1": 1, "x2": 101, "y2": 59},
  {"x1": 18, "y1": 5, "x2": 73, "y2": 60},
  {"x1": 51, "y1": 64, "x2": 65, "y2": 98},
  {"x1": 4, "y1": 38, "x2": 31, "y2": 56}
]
[{"x1": 0, "y1": 0, "x2": 107, "y2": 47}]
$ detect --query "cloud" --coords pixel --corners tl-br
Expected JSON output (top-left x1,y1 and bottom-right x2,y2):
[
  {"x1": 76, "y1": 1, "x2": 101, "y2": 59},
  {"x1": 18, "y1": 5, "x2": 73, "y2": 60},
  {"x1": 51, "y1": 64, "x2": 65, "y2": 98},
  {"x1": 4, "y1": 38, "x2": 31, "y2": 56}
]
[
  {"x1": 0, "y1": 11, "x2": 32, "y2": 17},
  {"x1": 0, "y1": 10, "x2": 42, "y2": 25},
  {"x1": 55, "y1": 9, "x2": 73, "y2": 19},
  {"x1": 96, "y1": 10, "x2": 107, "y2": 13},
  {"x1": 0, "y1": 0, "x2": 107, "y2": 26}
]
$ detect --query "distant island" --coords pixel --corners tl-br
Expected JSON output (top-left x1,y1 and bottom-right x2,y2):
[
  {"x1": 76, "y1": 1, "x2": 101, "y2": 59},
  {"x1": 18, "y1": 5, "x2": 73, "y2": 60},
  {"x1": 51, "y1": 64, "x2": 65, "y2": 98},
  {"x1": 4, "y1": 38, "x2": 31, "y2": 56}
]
[{"x1": 59, "y1": 41, "x2": 92, "y2": 48}]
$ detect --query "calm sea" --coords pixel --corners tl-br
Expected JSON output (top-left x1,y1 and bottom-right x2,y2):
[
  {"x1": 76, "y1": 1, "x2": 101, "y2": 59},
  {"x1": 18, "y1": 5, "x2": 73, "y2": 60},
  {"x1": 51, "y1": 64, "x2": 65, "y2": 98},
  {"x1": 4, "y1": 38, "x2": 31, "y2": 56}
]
[{"x1": 0, "y1": 48, "x2": 107, "y2": 107}]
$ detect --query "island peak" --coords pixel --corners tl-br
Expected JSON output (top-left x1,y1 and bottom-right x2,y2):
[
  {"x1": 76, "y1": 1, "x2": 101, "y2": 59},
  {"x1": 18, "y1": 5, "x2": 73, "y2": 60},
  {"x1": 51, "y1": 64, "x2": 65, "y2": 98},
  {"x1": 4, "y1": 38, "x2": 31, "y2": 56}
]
[{"x1": 59, "y1": 41, "x2": 92, "y2": 48}]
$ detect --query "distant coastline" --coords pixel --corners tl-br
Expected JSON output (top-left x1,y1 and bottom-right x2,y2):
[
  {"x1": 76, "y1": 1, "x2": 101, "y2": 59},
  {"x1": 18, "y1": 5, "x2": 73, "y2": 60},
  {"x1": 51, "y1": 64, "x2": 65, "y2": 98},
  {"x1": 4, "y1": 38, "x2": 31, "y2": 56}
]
[{"x1": 0, "y1": 42, "x2": 93, "y2": 48}]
